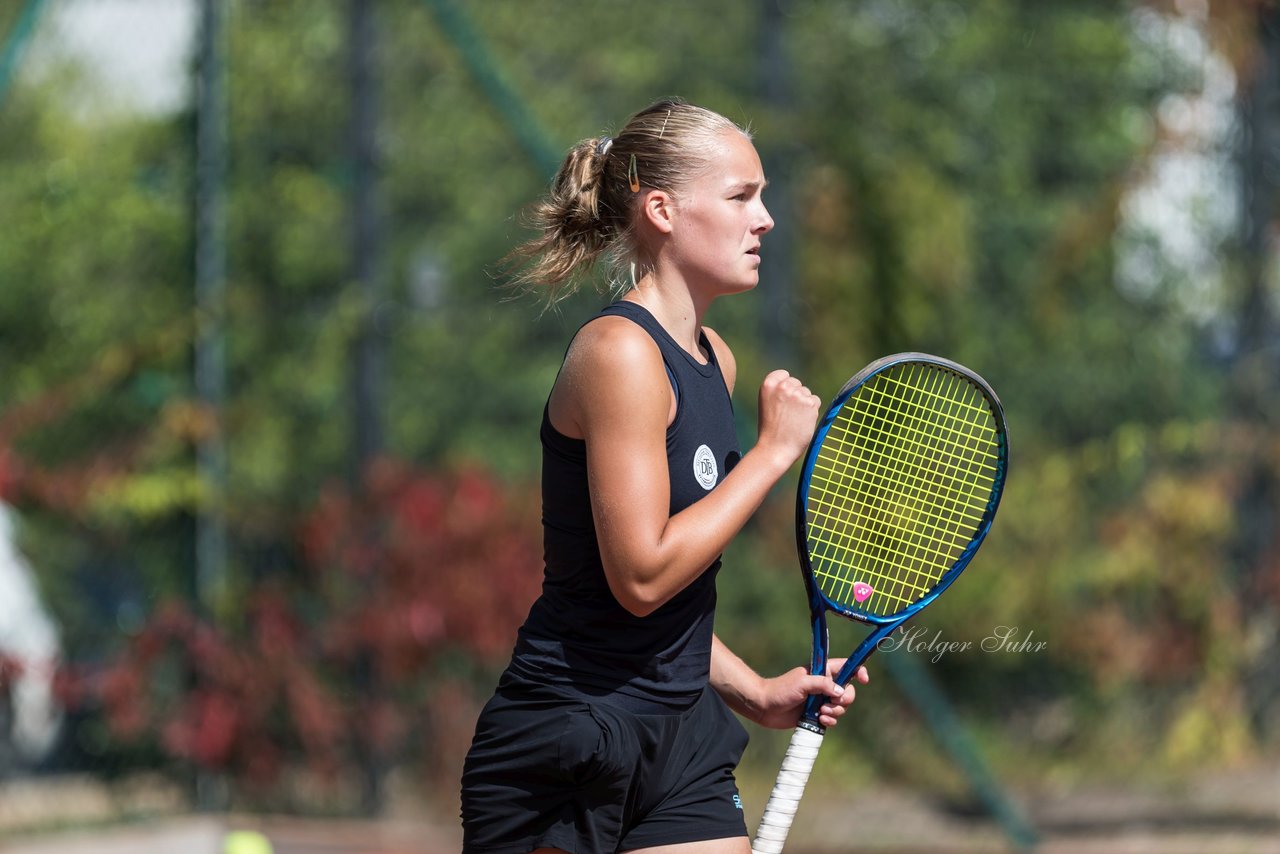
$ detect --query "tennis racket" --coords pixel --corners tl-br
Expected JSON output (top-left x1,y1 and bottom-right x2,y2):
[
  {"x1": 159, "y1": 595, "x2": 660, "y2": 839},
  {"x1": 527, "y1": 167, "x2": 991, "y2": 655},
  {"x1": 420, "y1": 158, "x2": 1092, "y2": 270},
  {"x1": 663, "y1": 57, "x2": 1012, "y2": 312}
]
[{"x1": 751, "y1": 353, "x2": 1009, "y2": 854}]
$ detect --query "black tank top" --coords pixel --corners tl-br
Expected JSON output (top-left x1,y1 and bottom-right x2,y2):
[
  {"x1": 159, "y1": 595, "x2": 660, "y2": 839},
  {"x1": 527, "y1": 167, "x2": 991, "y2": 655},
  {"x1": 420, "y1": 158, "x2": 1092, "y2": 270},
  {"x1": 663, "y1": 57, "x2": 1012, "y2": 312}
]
[{"x1": 508, "y1": 301, "x2": 742, "y2": 711}]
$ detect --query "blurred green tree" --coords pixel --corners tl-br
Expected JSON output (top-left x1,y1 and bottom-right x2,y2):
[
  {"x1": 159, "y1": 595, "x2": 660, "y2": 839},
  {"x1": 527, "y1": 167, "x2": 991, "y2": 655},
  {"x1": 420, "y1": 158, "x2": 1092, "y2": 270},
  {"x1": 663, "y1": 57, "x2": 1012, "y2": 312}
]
[{"x1": 0, "y1": 0, "x2": 1273, "y2": 805}]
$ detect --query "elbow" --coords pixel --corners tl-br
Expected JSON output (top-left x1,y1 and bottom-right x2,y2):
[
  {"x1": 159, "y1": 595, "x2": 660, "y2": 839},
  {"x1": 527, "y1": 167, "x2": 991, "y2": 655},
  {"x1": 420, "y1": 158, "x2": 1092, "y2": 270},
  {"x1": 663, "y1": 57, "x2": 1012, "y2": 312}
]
[
  {"x1": 614, "y1": 584, "x2": 664, "y2": 618},
  {"x1": 604, "y1": 570, "x2": 667, "y2": 618}
]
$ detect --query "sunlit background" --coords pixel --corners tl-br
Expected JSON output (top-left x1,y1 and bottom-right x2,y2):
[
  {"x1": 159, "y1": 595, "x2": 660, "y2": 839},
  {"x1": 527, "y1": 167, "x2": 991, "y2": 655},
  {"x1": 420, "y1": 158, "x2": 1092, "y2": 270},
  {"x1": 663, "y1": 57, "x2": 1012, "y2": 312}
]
[{"x1": 1, "y1": 1, "x2": 1278, "y2": 852}]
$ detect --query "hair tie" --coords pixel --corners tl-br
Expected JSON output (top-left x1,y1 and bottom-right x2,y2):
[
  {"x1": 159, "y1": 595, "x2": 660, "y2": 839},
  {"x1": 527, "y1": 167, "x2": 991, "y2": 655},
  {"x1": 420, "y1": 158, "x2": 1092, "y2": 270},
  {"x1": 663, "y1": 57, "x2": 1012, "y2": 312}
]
[{"x1": 595, "y1": 136, "x2": 614, "y2": 157}]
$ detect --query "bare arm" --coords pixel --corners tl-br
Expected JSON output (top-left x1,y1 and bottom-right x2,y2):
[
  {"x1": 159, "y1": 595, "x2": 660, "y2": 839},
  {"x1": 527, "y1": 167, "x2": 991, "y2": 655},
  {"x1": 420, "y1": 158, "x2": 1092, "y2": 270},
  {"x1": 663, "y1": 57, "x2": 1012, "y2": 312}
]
[
  {"x1": 710, "y1": 634, "x2": 869, "y2": 730},
  {"x1": 550, "y1": 317, "x2": 818, "y2": 617}
]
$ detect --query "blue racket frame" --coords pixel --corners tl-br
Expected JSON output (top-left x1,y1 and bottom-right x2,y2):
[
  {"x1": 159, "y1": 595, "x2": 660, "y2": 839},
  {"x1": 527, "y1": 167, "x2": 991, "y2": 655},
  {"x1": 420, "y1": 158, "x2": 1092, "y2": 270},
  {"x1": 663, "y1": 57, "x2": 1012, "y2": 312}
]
[{"x1": 796, "y1": 353, "x2": 1009, "y2": 730}]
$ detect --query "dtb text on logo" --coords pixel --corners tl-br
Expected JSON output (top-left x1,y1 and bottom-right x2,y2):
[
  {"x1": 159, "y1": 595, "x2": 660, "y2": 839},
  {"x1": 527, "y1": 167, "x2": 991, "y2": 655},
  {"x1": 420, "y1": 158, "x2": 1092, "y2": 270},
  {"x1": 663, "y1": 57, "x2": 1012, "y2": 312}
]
[{"x1": 693, "y1": 444, "x2": 718, "y2": 490}]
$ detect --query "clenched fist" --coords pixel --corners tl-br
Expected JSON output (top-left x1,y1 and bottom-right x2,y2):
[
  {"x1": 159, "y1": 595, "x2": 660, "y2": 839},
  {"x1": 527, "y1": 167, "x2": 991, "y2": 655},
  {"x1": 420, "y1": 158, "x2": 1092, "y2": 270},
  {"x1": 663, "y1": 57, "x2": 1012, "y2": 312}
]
[{"x1": 756, "y1": 370, "x2": 821, "y2": 472}]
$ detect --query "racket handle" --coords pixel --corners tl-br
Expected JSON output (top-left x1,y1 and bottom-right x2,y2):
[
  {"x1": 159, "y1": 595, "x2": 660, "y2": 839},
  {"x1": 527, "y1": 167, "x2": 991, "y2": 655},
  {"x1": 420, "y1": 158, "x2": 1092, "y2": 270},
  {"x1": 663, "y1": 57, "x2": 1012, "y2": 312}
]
[{"x1": 751, "y1": 725, "x2": 825, "y2": 854}]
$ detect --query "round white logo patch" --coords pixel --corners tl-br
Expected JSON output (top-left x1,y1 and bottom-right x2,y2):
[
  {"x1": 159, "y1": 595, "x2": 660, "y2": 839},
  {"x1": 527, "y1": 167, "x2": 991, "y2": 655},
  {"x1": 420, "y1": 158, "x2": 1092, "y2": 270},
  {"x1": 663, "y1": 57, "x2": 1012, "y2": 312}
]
[{"x1": 693, "y1": 444, "x2": 718, "y2": 490}]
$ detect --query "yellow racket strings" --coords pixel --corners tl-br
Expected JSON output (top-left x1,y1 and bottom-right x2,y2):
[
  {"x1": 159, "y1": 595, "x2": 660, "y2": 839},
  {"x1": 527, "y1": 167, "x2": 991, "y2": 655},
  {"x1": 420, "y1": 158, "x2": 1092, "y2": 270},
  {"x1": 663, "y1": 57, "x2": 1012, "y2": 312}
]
[{"x1": 806, "y1": 364, "x2": 999, "y2": 616}]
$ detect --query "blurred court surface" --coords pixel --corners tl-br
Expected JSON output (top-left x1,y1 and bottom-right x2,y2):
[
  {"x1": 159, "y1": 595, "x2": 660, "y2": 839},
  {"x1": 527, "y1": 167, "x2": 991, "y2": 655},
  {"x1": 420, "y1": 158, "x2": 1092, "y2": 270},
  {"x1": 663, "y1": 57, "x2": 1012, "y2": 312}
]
[{"x1": 2, "y1": 764, "x2": 1280, "y2": 854}]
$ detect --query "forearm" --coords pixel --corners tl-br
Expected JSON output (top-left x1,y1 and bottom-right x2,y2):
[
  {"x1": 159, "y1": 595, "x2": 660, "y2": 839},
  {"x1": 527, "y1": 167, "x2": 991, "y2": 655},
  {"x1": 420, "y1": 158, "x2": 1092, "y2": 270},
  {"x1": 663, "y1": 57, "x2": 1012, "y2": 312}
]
[
  {"x1": 710, "y1": 634, "x2": 766, "y2": 723},
  {"x1": 597, "y1": 442, "x2": 792, "y2": 616},
  {"x1": 713, "y1": 636, "x2": 864, "y2": 730}
]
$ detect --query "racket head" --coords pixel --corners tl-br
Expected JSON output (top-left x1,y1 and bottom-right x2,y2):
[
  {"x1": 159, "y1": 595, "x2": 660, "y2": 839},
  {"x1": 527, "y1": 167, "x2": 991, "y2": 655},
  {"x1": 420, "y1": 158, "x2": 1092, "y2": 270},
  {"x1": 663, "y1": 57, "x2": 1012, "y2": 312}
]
[{"x1": 796, "y1": 353, "x2": 1008, "y2": 632}]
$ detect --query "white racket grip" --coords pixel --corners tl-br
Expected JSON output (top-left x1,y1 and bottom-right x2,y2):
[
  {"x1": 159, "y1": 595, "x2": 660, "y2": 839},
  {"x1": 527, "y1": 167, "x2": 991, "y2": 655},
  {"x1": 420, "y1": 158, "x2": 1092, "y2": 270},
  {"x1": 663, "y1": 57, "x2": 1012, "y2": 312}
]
[{"x1": 751, "y1": 725, "x2": 825, "y2": 854}]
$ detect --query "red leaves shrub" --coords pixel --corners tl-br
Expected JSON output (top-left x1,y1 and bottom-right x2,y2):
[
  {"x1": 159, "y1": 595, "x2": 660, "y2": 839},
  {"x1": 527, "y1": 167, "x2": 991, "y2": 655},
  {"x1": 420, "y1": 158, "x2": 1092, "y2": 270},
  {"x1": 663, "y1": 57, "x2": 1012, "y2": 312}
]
[
  {"x1": 58, "y1": 463, "x2": 542, "y2": 786},
  {"x1": 304, "y1": 460, "x2": 543, "y2": 670}
]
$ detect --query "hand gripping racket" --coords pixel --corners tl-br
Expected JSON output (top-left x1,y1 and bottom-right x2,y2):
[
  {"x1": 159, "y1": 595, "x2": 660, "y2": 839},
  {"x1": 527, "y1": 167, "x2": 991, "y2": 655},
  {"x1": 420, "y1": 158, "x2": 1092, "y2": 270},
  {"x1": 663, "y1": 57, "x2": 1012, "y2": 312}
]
[{"x1": 751, "y1": 353, "x2": 1009, "y2": 854}]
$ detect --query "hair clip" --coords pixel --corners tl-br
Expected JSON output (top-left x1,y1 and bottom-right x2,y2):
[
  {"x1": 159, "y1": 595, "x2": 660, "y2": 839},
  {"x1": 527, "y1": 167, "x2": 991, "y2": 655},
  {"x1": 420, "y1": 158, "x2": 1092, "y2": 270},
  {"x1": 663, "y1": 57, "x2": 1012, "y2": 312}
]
[
  {"x1": 595, "y1": 136, "x2": 614, "y2": 157},
  {"x1": 628, "y1": 153, "x2": 640, "y2": 193}
]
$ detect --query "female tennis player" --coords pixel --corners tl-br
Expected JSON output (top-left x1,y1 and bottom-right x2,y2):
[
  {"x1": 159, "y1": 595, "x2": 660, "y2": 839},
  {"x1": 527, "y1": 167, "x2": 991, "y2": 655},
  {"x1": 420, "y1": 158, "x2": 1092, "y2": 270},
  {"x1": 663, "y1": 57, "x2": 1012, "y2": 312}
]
[{"x1": 460, "y1": 98, "x2": 870, "y2": 854}]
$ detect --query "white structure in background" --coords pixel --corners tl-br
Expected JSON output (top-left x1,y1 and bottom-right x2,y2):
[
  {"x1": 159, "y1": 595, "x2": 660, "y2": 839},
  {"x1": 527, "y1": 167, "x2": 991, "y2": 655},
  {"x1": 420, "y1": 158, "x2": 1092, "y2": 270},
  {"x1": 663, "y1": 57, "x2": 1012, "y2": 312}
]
[
  {"x1": 24, "y1": 0, "x2": 195, "y2": 117},
  {"x1": 1118, "y1": 1, "x2": 1239, "y2": 331},
  {"x1": 0, "y1": 504, "x2": 62, "y2": 768}
]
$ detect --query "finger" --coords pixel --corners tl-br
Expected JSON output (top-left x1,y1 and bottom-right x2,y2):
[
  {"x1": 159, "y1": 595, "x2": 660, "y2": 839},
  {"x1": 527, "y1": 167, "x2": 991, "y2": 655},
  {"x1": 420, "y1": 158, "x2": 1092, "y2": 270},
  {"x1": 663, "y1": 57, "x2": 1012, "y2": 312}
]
[
  {"x1": 813, "y1": 669, "x2": 859, "y2": 705},
  {"x1": 818, "y1": 708, "x2": 843, "y2": 728},
  {"x1": 809, "y1": 676, "x2": 848, "y2": 703},
  {"x1": 821, "y1": 677, "x2": 854, "y2": 707},
  {"x1": 827, "y1": 661, "x2": 869, "y2": 686}
]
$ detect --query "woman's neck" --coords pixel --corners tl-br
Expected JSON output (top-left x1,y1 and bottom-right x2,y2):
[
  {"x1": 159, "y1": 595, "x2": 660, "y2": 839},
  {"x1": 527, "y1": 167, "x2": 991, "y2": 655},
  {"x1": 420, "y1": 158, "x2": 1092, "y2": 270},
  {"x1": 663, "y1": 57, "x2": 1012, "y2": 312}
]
[{"x1": 623, "y1": 276, "x2": 710, "y2": 360}]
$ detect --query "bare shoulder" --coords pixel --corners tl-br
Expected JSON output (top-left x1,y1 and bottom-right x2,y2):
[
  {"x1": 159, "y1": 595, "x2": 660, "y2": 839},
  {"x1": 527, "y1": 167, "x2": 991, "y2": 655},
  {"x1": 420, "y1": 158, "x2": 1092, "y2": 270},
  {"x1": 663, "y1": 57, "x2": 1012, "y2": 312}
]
[
  {"x1": 565, "y1": 315, "x2": 665, "y2": 380},
  {"x1": 550, "y1": 315, "x2": 669, "y2": 438},
  {"x1": 701, "y1": 325, "x2": 737, "y2": 393}
]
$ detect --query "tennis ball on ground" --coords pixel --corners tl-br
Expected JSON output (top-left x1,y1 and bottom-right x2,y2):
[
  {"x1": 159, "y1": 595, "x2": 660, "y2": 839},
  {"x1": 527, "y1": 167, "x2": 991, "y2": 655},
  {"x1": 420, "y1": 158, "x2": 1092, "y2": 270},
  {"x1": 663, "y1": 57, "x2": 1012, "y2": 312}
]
[{"x1": 223, "y1": 830, "x2": 274, "y2": 854}]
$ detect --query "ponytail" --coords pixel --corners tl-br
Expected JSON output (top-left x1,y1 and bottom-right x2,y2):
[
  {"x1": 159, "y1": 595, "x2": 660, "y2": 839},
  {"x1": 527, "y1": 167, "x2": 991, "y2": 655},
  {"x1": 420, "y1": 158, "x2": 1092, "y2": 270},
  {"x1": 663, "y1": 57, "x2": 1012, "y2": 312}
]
[
  {"x1": 504, "y1": 99, "x2": 747, "y2": 304},
  {"x1": 503, "y1": 136, "x2": 624, "y2": 303}
]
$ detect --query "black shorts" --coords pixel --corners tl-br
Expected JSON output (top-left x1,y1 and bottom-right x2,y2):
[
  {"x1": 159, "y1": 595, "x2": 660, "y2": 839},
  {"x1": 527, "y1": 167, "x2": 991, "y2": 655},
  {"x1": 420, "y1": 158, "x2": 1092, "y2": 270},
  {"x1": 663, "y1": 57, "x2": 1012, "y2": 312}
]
[{"x1": 460, "y1": 671, "x2": 750, "y2": 853}]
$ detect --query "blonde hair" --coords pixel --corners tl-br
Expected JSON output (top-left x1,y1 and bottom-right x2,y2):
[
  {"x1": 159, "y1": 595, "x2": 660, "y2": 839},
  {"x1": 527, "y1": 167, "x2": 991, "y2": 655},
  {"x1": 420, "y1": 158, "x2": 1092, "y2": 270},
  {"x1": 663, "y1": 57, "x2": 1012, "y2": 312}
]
[{"x1": 504, "y1": 98, "x2": 749, "y2": 303}]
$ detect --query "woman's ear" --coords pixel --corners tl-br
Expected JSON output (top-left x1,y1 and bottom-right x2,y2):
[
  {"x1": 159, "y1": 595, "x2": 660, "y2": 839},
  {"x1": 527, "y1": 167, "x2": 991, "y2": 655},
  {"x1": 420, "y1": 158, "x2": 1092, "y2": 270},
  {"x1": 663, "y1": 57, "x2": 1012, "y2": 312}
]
[{"x1": 640, "y1": 189, "x2": 676, "y2": 235}]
